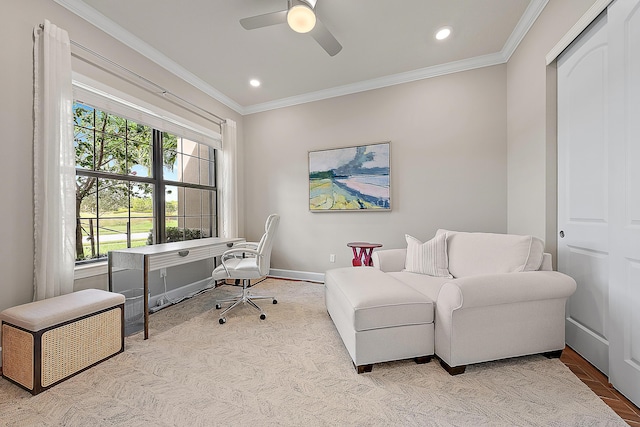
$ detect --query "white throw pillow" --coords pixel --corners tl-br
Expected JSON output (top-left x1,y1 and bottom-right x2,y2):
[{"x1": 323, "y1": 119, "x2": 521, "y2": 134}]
[
  {"x1": 436, "y1": 229, "x2": 545, "y2": 277},
  {"x1": 404, "y1": 233, "x2": 452, "y2": 278}
]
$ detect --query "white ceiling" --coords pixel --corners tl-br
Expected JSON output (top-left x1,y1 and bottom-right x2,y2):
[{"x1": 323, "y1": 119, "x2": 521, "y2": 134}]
[{"x1": 56, "y1": 0, "x2": 547, "y2": 114}]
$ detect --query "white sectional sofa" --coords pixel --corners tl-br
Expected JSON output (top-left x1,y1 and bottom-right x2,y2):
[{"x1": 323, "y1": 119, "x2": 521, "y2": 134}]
[{"x1": 325, "y1": 230, "x2": 577, "y2": 374}]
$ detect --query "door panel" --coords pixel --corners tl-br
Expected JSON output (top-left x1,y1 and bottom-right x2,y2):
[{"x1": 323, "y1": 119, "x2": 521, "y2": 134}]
[
  {"x1": 566, "y1": 46, "x2": 608, "y2": 222},
  {"x1": 608, "y1": 0, "x2": 640, "y2": 406},
  {"x1": 558, "y1": 12, "x2": 610, "y2": 374},
  {"x1": 625, "y1": 261, "x2": 640, "y2": 364},
  {"x1": 566, "y1": 246, "x2": 608, "y2": 339}
]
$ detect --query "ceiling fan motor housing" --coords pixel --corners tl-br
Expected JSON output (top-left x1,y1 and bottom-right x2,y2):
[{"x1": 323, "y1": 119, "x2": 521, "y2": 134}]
[
  {"x1": 291, "y1": 0, "x2": 317, "y2": 9},
  {"x1": 242, "y1": 0, "x2": 342, "y2": 56}
]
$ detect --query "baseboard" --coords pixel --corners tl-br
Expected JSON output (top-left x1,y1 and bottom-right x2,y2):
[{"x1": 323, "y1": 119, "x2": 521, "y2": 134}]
[
  {"x1": 268, "y1": 269, "x2": 325, "y2": 283},
  {"x1": 565, "y1": 317, "x2": 609, "y2": 375},
  {"x1": 143, "y1": 271, "x2": 324, "y2": 315}
]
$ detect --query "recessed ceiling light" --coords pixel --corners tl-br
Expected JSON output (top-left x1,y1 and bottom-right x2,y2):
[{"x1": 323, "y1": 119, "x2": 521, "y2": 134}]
[
  {"x1": 435, "y1": 27, "x2": 452, "y2": 41},
  {"x1": 249, "y1": 79, "x2": 261, "y2": 87}
]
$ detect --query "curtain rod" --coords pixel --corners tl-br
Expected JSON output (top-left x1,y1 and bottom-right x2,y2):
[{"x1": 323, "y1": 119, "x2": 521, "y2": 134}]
[{"x1": 38, "y1": 24, "x2": 226, "y2": 125}]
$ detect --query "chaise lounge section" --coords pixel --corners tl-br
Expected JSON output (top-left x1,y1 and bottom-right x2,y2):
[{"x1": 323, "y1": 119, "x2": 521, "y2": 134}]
[
  {"x1": 325, "y1": 230, "x2": 577, "y2": 374},
  {"x1": 325, "y1": 267, "x2": 434, "y2": 373}
]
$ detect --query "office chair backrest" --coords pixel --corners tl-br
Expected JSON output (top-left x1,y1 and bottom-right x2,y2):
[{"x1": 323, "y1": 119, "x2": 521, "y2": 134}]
[{"x1": 256, "y1": 214, "x2": 280, "y2": 276}]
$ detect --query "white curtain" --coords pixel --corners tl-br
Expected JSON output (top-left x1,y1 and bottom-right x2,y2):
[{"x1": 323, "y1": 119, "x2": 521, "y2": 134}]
[
  {"x1": 33, "y1": 20, "x2": 76, "y2": 300},
  {"x1": 220, "y1": 119, "x2": 238, "y2": 238}
]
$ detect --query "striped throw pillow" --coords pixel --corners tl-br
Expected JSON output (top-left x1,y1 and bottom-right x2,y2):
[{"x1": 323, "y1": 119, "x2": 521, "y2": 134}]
[{"x1": 404, "y1": 233, "x2": 452, "y2": 277}]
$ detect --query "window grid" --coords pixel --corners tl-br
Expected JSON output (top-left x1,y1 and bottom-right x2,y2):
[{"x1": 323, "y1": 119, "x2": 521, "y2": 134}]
[
  {"x1": 74, "y1": 102, "x2": 218, "y2": 264},
  {"x1": 160, "y1": 135, "x2": 217, "y2": 243}
]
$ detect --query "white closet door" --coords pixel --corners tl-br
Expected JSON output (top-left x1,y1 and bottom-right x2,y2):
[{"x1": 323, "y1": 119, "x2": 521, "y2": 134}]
[
  {"x1": 558, "y1": 13, "x2": 610, "y2": 374},
  {"x1": 608, "y1": 0, "x2": 640, "y2": 406}
]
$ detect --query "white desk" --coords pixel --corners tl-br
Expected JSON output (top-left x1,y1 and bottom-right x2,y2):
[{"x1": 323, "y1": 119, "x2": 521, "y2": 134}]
[{"x1": 108, "y1": 237, "x2": 245, "y2": 339}]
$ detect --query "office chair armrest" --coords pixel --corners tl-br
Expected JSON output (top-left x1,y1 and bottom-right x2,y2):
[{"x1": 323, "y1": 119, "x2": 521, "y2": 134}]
[
  {"x1": 221, "y1": 247, "x2": 261, "y2": 261},
  {"x1": 219, "y1": 248, "x2": 262, "y2": 277},
  {"x1": 231, "y1": 242, "x2": 259, "y2": 249},
  {"x1": 220, "y1": 243, "x2": 259, "y2": 261}
]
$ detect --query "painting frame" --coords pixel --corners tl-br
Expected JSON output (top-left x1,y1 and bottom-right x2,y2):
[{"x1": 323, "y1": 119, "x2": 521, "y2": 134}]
[{"x1": 308, "y1": 141, "x2": 391, "y2": 212}]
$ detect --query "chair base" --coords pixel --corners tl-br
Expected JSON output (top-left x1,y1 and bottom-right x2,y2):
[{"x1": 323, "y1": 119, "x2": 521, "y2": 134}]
[{"x1": 215, "y1": 279, "x2": 276, "y2": 324}]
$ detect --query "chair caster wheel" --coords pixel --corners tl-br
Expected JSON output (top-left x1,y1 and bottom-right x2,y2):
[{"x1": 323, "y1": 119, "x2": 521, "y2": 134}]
[
  {"x1": 260, "y1": 314, "x2": 266, "y2": 320},
  {"x1": 219, "y1": 317, "x2": 226, "y2": 324},
  {"x1": 273, "y1": 299, "x2": 278, "y2": 304},
  {"x1": 215, "y1": 304, "x2": 222, "y2": 309}
]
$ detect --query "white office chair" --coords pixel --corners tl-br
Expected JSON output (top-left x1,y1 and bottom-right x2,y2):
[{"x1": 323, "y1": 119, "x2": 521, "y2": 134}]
[{"x1": 212, "y1": 214, "x2": 280, "y2": 324}]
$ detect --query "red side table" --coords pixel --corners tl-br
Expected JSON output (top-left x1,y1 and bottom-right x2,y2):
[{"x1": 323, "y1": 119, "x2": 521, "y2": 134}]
[{"x1": 347, "y1": 242, "x2": 383, "y2": 267}]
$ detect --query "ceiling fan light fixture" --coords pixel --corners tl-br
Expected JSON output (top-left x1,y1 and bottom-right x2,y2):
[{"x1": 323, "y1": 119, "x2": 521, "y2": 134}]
[{"x1": 287, "y1": 4, "x2": 316, "y2": 33}]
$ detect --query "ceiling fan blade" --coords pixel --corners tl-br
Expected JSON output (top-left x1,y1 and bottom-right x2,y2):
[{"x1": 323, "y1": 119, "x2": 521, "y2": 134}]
[
  {"x1": 240, "y1": 10, "x2": 288, "y2": 30},
  {"x1": 309, "y1": 19, "x2": 342, "y2": 56}
]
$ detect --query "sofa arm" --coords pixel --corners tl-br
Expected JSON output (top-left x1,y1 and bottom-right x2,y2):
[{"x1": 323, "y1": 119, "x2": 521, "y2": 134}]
[
  {"x1": 371, "y1": 248, "x2": 406, "y2": 272},
  {"x1": 438, "y1": 271, "x2": 577, "y2": 311}
]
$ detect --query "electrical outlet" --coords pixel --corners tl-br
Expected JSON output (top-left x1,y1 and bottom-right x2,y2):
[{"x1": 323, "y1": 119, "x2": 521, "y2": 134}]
[
  {"x1": 329, "y1": 254, "x2": 336, "y2": 263},
  {"x1": 160, "y1": 268, "x2": 167, "y2": 277},
  {"x1": 157, "y1": 298, "x2": 165, "y2": 307}
]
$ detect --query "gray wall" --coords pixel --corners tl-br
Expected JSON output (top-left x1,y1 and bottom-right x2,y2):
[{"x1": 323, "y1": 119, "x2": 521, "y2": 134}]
[
  {"x1": 1, "y1": 0, "x2": 603, "y2": 312},
  {"x1": 506, "y1": 0, "x2": 599, "y2": 257},
  {"x1": 1, "y1": 0, "x2": 244, "y2": 313},
  {"x1": 243, "y1": 65, "x2": 508, "y2": 274}
]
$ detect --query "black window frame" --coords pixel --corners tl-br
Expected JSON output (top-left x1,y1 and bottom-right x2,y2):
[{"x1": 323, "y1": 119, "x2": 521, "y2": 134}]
[{"x1": 74, "y1": 101, "x2": 218, "y2": 265}]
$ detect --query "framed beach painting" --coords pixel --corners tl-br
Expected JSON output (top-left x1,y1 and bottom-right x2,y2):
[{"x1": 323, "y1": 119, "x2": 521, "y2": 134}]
[{"x1": 309, "y1": 142, "x2": 390, "y2": 212}]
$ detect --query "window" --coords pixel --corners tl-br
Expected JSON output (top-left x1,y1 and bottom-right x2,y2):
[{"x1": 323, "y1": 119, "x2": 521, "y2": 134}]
[
  {"x1": 74, "y1": 102, "x2": 218, "y2": 263},
  {"x1": 162, "y1": 136, "x2": 217, "y2": 243}
]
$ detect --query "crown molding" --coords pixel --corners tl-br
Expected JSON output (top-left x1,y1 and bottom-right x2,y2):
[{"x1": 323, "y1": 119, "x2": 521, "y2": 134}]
[
  {"x1": 243, "y1": 52, "x2": 506, "y2": 114},
  {"x1": 245, "y1": 0, "x2": 549, "y2": 114},
  {"x1": 501, "y1": 0, "x2": 549, "y2": 62},
  {"x1": 53, "y1": 0, "x2": 244, "y2": 114},
  {"x1": 55, "y1": 0, "x2": 549, "y2": 116}
]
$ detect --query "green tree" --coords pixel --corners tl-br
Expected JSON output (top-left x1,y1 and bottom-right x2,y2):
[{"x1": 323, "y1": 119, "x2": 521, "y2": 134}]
[
  {"x1": 131, "y1": 196, "x2": 153, "y2": 213},
  {"x1": 74, "y1": 103, "x2": 177, "y2": 260}
]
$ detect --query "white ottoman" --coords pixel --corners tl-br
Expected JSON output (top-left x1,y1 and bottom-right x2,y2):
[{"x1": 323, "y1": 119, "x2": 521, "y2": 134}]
[{"x1": 325, "y1": 267, "x2": 434, "y2": 373}]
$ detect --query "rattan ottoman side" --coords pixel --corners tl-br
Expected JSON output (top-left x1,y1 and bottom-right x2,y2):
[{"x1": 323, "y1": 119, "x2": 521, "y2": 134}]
[{"x1": 1, "y1": 323, "x2": 34, "y2": 390}]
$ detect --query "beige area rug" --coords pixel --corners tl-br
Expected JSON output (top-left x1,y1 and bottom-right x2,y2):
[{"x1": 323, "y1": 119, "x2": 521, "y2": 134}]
[{"x1": 0, "y1": 279, "x2": 627, "y2": 426}]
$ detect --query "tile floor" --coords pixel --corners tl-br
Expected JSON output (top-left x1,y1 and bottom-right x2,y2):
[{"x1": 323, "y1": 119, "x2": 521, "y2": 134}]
[{"x1": 561, "y1": 346, "x2": 640, "y2": 426}]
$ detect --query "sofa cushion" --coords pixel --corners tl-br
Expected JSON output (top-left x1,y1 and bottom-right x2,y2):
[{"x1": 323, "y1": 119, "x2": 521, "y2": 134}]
[
  {"x1": 324, "y1": 267, "x2": 433, "y2": 331},
  {"x1": 404, "y1": 233, "x2": 452, "y2": 278},
  {"x1": 437, "y1": 230, "x2": 545, "y2": 278},
  {"x1": 388, "y1": 271, "x2": 450, "y2": 303}
]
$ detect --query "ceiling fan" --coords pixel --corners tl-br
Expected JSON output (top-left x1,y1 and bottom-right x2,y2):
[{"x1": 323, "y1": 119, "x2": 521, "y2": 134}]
[{"x1": 240, "y1": 0, "x2": 342, "y2": 57}]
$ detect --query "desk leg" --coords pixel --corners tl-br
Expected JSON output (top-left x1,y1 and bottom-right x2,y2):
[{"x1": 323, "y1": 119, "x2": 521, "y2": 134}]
[
  {"x1": 108, "y1": 253, "x2": 113, "y2": 291},
  {"x1": 143, "y1": 255, "x2": 149, "y2": 340}
]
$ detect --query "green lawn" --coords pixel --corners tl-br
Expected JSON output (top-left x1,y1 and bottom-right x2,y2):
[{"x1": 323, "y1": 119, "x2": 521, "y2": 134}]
[
  {"x1": 79, "y1": 210, "x2": 178, "y2": 235},
  {"x1": 78, "y1": 214, "x2": 179, "y2": 257},
  {"x1": 82, "y1": 238, "x2": 147, "y2": 256},
  {"x1": 77, "y1": 211, "x2": 183, "y2": 259}
]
